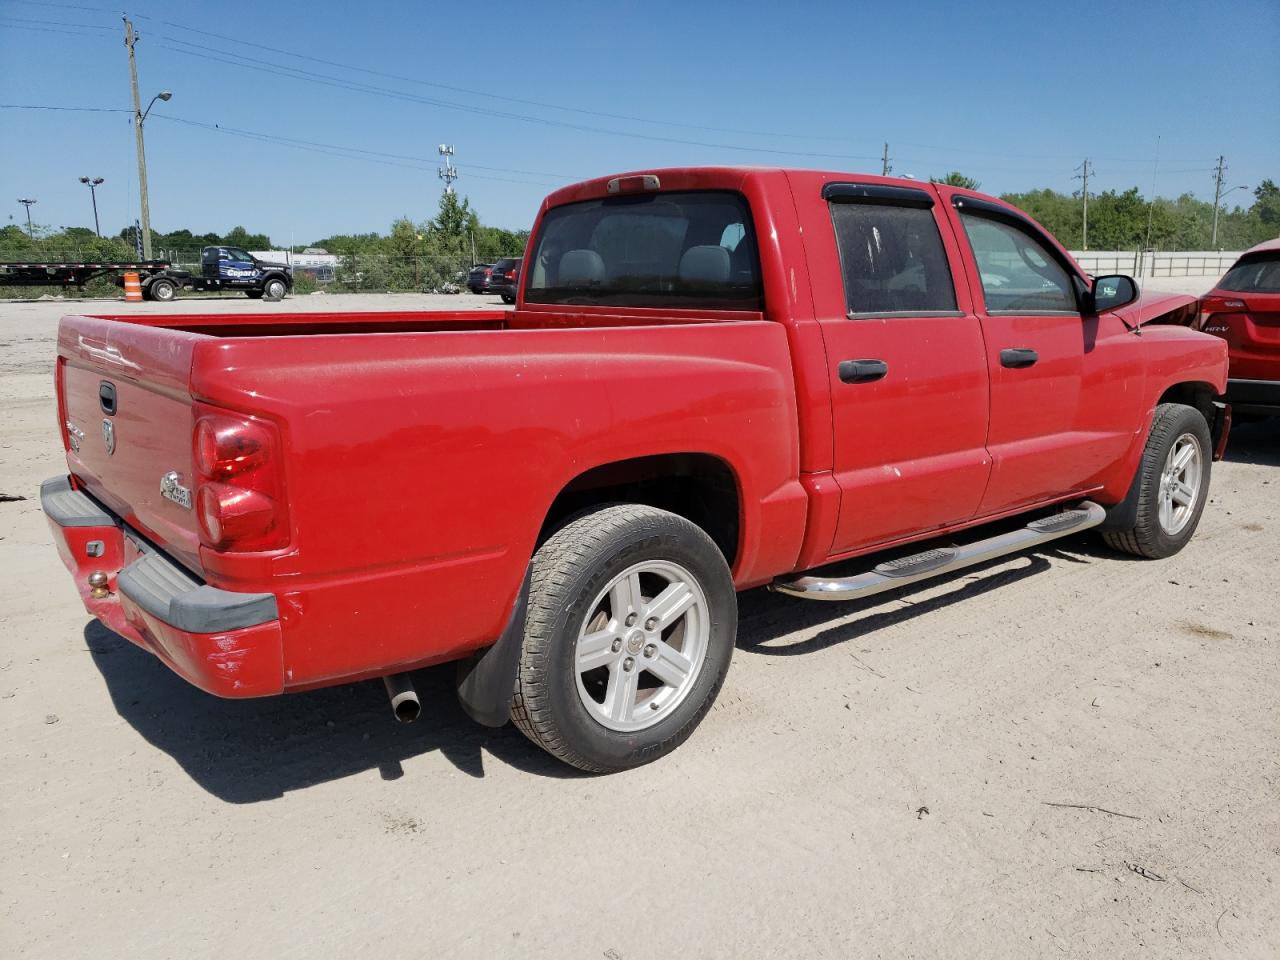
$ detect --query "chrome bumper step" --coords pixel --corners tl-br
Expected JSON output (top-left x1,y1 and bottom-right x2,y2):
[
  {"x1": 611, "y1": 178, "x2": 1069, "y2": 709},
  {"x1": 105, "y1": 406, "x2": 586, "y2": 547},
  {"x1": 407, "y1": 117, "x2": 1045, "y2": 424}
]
[{"x1": 771, "y1": 501, "x2": 1106, "y2": 602}]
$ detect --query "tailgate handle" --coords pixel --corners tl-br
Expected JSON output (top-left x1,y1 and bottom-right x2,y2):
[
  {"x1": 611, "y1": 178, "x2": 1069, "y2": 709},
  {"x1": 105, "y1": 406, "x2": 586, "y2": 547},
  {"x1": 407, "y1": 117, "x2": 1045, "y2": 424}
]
[
  {"x1": 838, "y1": 359, "x2": 889, "y2": 384},
  {"x1": 99, "y1": 381, "x2": 117, "y2": 415}
]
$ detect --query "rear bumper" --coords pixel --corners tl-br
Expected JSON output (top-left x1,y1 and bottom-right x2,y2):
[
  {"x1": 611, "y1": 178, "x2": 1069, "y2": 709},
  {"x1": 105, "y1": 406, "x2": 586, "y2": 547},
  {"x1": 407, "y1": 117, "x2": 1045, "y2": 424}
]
[
  {"x1": 41, "y1": 476, "x2": 284, "y2": 698},
  {"x1": 1224, "y1": 378, "x2": 1280, "y2": 415}
]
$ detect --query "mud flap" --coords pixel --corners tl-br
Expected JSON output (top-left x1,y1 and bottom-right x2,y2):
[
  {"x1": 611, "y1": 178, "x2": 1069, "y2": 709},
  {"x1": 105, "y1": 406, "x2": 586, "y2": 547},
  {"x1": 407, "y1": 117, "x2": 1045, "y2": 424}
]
[{"x1": 455, "y1": 569, "x2": 530, "y2": 727}]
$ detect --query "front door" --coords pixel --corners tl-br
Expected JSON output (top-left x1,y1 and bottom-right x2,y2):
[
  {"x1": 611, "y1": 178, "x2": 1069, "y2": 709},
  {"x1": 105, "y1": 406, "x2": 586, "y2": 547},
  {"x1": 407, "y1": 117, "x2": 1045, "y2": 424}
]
[
  {"x1": 947, "y1": 197, "x2": 1139, "y2": 515},
  {"x1": 801, "y1": 181, "x2": 992, "y2": 556}
]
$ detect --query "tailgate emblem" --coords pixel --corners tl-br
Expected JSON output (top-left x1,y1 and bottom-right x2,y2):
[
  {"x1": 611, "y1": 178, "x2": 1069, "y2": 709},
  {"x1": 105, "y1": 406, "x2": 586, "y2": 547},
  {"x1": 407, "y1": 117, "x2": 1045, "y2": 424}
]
[
  {"x1": 160, "y1": 471, "x2": 193, "y2": 509},
  {"x1": 101, "y1": 418, "x2": 115, "y2": 455}
]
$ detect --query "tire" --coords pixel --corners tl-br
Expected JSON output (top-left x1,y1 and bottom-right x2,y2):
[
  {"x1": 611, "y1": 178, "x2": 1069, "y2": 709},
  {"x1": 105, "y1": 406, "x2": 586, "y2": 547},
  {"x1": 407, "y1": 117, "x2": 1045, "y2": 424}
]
[
  {"x1": 1102, "y1": 403, "x2": 1212, "y2": 558},
  {"x1": 501, "y1": 294, "x2": 515, "y2": 304},
  {"x1": 263, "y1": 278, "x2": 287, "y2": 301},
  {"x1": 148, "y1": 278, "x2": 177, "y2": 302},
  {"x1": 245, "y1": 290, "x2": 264, "y2": 300},
  {"x1": 512, "y1": 504, "x2": 736, "y2": 773}
]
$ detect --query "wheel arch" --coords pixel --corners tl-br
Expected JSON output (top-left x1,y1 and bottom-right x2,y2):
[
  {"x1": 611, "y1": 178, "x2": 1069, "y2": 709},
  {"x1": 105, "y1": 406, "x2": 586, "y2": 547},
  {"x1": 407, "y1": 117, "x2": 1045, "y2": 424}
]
[{"x1": 537, "y1": 452, "x2": 742, "y2": 571}]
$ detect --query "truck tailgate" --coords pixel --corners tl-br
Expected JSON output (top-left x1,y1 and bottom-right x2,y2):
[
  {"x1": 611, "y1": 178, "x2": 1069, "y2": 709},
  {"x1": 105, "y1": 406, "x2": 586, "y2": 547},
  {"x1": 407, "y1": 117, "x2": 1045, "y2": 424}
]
[{"x1": 58, "y1": 316, "x2": 205, "y2": 573}]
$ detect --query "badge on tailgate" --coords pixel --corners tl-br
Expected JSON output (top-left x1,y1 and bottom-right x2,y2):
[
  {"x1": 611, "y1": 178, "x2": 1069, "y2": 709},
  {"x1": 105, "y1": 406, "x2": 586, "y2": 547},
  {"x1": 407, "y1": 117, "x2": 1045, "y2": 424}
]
[{"x1": 160, "y1": 470, "x2": 193, "y2": 509}]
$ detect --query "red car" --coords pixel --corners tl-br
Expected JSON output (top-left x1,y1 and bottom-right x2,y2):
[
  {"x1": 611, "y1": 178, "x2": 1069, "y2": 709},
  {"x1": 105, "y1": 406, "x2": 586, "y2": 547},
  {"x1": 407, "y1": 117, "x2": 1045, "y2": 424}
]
[
  {"x1": 41, "y1": 168, "x2": 1228, "y2": 772},
  {"x1": 1196, "y1": 238, "x2": 1280, "y2": 416}
]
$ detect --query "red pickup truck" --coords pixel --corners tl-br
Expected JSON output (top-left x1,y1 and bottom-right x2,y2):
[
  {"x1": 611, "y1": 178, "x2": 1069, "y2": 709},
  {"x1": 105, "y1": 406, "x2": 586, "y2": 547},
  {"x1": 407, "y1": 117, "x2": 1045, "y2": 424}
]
[{"x1": 43, "y1": 168, "x2": 1229, "y2": 772}]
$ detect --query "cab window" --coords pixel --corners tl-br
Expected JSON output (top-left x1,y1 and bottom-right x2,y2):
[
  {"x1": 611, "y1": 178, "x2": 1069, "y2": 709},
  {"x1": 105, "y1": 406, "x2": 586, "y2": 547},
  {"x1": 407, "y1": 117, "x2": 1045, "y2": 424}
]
[
  {"x1": 959, "y1": 214, "x2": 1077, "y2": 314},
  {"x1": 828, "y1": 202, "x2": 958, "y2": 315}
]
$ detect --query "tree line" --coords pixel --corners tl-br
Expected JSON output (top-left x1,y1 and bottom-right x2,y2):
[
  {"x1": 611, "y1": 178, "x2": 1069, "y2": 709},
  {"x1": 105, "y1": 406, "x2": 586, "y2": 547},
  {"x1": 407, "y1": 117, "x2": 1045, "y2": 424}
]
[
  {"x1": 0, "y1": 191, "x2": 528, "y2": 266},
  {"x1": 4, "y1": 179, "x2": 1276, "y2": 268},
  {"x1": 932, "y1": 173, "x2": 1278, "y2": 250}
]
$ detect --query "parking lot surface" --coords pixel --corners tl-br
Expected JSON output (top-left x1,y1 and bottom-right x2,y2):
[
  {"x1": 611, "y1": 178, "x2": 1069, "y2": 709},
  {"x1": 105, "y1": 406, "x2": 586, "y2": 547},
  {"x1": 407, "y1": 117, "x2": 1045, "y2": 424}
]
[{"x1": 2, "y1": 291, "x2": 1276, "y2": 959}]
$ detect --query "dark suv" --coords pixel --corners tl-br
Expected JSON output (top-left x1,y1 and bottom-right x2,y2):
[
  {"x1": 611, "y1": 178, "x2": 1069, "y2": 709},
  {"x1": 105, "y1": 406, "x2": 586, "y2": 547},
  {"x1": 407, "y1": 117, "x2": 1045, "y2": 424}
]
[
  {"x1": 491, "y1": 258, "x2": 521, "y2": 304},
  {"x1": 467, "y1": 263, "x2": 493, "y2": 294}
]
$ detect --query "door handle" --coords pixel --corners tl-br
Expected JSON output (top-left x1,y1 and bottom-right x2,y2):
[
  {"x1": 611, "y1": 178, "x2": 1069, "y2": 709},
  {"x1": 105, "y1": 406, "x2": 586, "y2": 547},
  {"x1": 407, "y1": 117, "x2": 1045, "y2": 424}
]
[
  {"x1": 1000, "y1": 348, "x2": 1039, "y2": 368},
  {"x1": 838, "y1": 359, "x2": 889, "y2": 384}
]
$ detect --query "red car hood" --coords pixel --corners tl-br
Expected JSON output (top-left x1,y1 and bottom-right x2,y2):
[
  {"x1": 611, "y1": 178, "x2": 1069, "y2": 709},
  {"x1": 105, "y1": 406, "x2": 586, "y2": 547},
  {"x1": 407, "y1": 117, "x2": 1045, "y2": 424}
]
[{"x1": 1118, "y1": 290, "x2": 1199, "y2": 328}]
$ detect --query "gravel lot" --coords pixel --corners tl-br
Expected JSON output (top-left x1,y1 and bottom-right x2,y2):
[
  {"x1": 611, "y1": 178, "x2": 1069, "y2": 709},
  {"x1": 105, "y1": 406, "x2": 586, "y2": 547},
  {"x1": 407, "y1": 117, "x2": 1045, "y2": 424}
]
[{"x1": 1, "y1": 290, "x2": 1276, "y2": 959}]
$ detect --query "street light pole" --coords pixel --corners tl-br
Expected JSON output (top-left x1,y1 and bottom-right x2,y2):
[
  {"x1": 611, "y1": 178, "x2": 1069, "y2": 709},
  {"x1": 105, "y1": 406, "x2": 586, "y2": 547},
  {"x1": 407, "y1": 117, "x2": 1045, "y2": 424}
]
[
  {"x1": 124, "y1": 16, "x2": 171, "y2": 261},
  {"x1": 79, "y1": 177, "x2": 105, "y2": 237},
  {"x1": 17, "y1": 198, "x2": 37, "y2": 238}
]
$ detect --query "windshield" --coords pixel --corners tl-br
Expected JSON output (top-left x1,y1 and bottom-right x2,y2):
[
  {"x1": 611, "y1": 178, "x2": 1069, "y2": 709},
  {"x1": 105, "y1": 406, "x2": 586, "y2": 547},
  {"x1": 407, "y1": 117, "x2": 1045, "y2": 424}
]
[
  {"x1": 1219, "y1": 252, "x2": 1280, "y2": 293},
  {"x1": 525, "y1": 191, "x2": 763, "y2": 310}
]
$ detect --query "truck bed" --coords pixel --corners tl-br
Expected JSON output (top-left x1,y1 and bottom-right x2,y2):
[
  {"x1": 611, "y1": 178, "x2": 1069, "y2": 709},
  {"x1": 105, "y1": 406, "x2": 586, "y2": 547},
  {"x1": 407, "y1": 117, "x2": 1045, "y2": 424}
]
[
  {"x1": 56, "y1": 305, "x2": 806, "y2": 691},
  {"x1": 86, "y1": 306, "x2": 762, "y2": 338}
]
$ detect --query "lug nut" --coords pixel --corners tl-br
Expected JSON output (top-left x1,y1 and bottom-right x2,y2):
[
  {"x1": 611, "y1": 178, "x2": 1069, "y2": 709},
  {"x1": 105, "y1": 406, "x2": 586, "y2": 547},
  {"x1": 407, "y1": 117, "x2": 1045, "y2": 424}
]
[
  {"x1": 622, "y1": 657, "x2": 634, "y2": 672},
  {"x1": 644, "y1": 617, "x2": 658, "y2": 631},
  {"x1": 625, "y1": 613, "x2": 638, "y2": 627},
  {"x1": 611, "y1": 638, "x2": 623, "y2": 653},
  {"x1": 643, "y1": 644, "x2": 656, "y2": 658}
]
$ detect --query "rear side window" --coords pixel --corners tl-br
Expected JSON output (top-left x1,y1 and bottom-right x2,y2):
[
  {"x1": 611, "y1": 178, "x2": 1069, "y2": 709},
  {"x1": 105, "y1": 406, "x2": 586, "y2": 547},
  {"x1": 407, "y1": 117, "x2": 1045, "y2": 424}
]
[
  {"x1": 829, "y1": 203, "x2": 957, "y2": 315},
  {"x1": 960, "y1": 214, "x2": 1077, "y2": 313},
  {"x1": 1219, "y1": 252, "x2": 1280, "y2": 293},
  {"x1": 525, "y1": 191, "x2": 762, "y2": 310}
]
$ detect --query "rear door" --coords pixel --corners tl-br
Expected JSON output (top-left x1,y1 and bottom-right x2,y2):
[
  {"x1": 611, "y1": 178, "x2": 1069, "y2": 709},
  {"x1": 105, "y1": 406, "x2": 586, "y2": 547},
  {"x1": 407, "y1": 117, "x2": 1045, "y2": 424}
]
[
  {"x1": 792, "y1": 177, "x2": 992, "y2": 555},
  {"x1": 946, "y1": 195, "x2": 1140, "y2": 514}
]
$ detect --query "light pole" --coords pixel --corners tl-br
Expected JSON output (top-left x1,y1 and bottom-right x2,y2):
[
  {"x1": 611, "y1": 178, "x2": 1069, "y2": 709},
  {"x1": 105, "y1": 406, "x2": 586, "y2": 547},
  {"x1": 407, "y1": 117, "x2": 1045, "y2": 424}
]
[
  {"x1": 124, "y1": 16, "x2": 171, "y2": 260},
  {"x1": 1211, "y1": 184, "x2": 1249, "y2": 248},
  {"x1": 79, "y1": 177, "x2": 105, "y2": 236},
  {"x1": 17, "y1": 198, "x2": 36, "y2": 238}
]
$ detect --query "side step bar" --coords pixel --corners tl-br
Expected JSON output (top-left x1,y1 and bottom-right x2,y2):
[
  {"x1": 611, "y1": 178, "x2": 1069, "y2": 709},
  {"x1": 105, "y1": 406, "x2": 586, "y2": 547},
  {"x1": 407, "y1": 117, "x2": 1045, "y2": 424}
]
[{"x1": 771, "y1": 501, "x2": 1106, "y2": 602}]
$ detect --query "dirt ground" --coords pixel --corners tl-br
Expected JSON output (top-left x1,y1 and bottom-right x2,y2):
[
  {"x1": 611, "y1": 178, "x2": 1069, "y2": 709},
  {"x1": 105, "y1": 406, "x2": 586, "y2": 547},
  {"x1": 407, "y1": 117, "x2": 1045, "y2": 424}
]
[{"x1": 1, "y1": 290, "x2": 1276, "y2": 960}]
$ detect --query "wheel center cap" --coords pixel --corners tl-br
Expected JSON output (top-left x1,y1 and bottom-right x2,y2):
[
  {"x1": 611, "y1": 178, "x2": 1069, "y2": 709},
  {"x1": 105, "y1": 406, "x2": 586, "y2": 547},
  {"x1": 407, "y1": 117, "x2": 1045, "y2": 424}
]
[{"x1": 625, "y1": 630, "x2": 645, "y2": 655}]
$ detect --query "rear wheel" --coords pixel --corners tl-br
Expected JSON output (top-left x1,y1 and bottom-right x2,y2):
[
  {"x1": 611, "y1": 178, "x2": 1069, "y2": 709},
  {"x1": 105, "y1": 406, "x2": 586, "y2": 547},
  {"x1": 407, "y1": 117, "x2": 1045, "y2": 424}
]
[
  {"x1": 148, "y1": 278, "x2": 177, "y2": 302},
  {"x1": 512, "y1": 504, "x2": 736, "y2": 772},
  {"x1": 1102, "y1": 403, "x2": 1212, "y2": 558}
]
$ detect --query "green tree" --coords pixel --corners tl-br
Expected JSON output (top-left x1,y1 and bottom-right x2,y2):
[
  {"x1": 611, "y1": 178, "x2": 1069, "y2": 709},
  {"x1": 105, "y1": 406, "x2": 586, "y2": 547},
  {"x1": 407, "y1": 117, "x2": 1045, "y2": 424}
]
[{"x1": 931, "y1": 172, "x2": 981, "y2": 190}]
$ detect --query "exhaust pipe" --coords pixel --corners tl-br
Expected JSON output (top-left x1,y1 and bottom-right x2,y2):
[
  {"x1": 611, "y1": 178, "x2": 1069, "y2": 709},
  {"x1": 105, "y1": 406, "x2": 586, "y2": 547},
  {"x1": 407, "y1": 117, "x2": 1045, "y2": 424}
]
[{"x1": 382, "y1": 673, "x2": 421, "y2": 723}]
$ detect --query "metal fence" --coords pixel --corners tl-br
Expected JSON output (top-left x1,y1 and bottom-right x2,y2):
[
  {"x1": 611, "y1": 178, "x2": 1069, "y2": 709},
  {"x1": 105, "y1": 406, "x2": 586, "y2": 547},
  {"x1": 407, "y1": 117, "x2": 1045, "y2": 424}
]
[{"x1": 1069, "y1": 250, "x2": 1240, "y2": 278}]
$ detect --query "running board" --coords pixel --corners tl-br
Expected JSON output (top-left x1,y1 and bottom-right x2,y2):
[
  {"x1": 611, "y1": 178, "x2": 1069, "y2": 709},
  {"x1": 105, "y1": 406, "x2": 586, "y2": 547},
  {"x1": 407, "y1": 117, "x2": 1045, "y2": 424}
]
[{"x1": 771, "y1": 501, "x2": 1106, "y2": 602}]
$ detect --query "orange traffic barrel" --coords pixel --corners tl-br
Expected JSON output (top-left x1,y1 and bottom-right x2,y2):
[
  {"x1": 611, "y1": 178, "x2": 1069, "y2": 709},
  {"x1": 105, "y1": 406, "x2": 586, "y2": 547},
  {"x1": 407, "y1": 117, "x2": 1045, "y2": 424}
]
[{"x1": 123, "y1": 271, "x2": 143, "y2": 302}]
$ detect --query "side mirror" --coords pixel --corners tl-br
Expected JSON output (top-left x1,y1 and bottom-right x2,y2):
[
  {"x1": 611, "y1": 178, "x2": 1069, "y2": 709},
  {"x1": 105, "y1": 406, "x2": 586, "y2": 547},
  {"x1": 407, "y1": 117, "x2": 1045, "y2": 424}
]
[{"x1": 1091, "y1": 274, "x2": 1139, "y2": 313}]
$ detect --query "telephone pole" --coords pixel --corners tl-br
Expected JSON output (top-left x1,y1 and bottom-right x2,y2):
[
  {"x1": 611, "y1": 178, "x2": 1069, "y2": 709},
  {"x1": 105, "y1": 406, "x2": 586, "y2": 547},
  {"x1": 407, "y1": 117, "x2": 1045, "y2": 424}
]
[
  {"x1": 18, "y1": 198, "x2": 37, "y2": 238},
  {"x1": 1073, "y1": 159, "x2": 1093, "y2": 250},
  {"x1": 1211, "y1": 155, "x2": 1226, "y2": 248},
  {"x1": 881, "y1": 143, "x2": 892, "y2": 176},
  {"x1": 123, "y1": 17, "x2": 154, "y2": 259}
]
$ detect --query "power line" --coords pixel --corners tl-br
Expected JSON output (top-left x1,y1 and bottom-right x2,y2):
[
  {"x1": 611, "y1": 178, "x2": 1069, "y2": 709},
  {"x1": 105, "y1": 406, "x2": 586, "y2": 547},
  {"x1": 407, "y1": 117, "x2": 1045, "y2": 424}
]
[
  {"x1": 150, "y1": 115, "x2": 570, "y2": 187},
  {"x1": 0, "y1": 14, "x2": 115, "y2": 30},
  {"x1": 0, "y1": 103, "x2": 132, "y2": 112},
  {"x1": 135, "y1": 15, "x2": 856, "y2": 145},
  {"x1": 150, "y1": 40, "x2": 886, "y2": 163}
]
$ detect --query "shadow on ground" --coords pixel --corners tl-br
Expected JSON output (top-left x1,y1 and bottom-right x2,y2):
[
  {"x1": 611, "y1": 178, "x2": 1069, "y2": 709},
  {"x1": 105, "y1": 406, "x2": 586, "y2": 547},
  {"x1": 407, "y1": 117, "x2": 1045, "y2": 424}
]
[
  {"x1": 84, "y1": 620, "x2": 582, "y2": 803},
  {"x1": 1222, "y1": 417, "x2": 1280, "y2": 466},
  {"x1": 88, "y1": 535, "x2": 1100, "y2": 802}
]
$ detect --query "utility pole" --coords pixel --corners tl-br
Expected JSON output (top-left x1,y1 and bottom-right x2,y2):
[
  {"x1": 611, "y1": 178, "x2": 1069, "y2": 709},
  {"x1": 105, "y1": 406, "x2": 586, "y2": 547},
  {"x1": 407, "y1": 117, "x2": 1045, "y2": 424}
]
[
  {"x1": 438, "y1": 144, "x2": 458, "y2": 194},
  {"x1": 881, "y1": 143, "x2": 892, "y2": 177},
  {"x1": 79, "y1": 177, "x2": 105, "y2": 236},
  {"x1": 124, "y1": 17, "x2": 154, "y2": 259},
  {"x1": 1211, "y1": 155, "x2": 1227, "y2": 248},
  {"x1": 17, "y1": 198, "x2": 37, "y2": 238},
  {"x1": 1073, "y1": 159, "x2": 1093, "y2": 250}
]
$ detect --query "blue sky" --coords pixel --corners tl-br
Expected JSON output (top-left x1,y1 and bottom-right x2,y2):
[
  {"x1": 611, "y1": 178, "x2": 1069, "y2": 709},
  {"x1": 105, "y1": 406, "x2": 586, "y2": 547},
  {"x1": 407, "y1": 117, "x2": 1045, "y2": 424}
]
[{"x1": 2, "y1": 0, "x2": 1277, "y2": 244}]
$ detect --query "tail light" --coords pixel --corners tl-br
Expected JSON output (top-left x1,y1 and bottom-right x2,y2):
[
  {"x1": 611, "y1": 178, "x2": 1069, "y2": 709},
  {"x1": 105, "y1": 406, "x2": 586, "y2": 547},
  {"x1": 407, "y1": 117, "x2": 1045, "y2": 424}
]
[{"x1": 192, "y1": 403, "x2": 289, "y2": 552}]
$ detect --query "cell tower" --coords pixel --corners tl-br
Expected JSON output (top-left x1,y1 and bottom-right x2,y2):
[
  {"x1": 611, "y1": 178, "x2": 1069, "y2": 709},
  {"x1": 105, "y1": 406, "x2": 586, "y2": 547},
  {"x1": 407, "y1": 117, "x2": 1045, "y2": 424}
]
[{"x1": 438, "y1": 144, "x2": 458, "y2": 194}]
